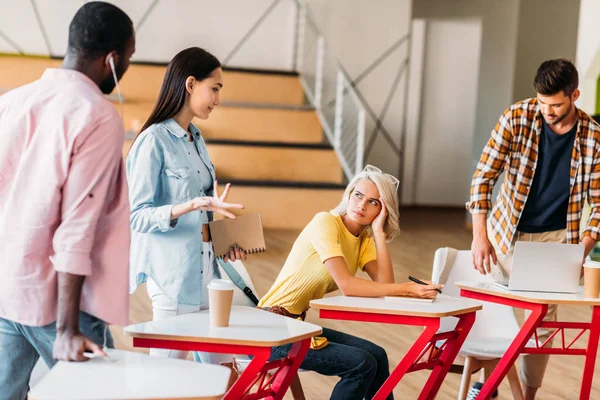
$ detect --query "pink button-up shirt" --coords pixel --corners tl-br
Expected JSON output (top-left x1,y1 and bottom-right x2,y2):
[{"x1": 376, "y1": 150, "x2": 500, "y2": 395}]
[{"x1": 0, "y1": 68, "x2": 130, "y2": 327}]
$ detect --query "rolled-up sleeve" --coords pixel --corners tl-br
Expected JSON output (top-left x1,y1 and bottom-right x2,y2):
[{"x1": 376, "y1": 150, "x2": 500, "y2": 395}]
[
  {"x1": 466, "y1": 108, "x2": 513, "y2": 214},
  {"x1": 127, "y1": 132, "x2": 177, "y2": 233},
  {"x1": 52, "y1": 114, "x2": 124, "y2": 276},
  {"x1": 584, "y1": 148, "x2": 600, "y2": 241}
]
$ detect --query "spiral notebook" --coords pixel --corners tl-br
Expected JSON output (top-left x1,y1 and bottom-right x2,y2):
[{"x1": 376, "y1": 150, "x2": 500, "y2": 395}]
[{"x1": 209, "y1": 213, "x2": 266, "y2": 259}]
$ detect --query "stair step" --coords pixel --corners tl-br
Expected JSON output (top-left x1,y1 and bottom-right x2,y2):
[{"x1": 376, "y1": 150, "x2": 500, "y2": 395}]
[
  {"x1": 122, "y1": 139, "x2": 344, "y2": 184},
  {"x1": 224, "y1": 180, "x2": 346, "y2": 189},
  {"x1": 219, "y1": 70, "x2": 305, "y2": 105},
  {"x1": 222, "y1": 183, "x2": 345, "y2": 229},
  {"x1": 205, "y1": 139, "x2": 331, "y2": 149},
  {"x1": 0, "y1": 56, "x2": 60, "y2": 90},
  {"x1": 221, "y1": 101, "x2": 314, "y2": 111},
  {"x1": 194, "y1": 106, "x2": 322, "y2": 144},
  {"x1": 208, "y1": 143, "x2": 342, "y2": 184},
  {"x1": 0, "y1": 57, "x2": 306, "y2": 106},
  {"x1": 221, "y1": 66, "x2": 299, "y2": 76},
  {"x1": 121, "y1": 103, "x2": 323, "y2": 144},
  {"x1": 116, "y1": 64, "x2": 305, "y2": 105}
]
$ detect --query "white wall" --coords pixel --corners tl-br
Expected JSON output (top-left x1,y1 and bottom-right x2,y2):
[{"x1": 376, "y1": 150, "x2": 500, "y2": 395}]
[
  {"x1": 402, "y1": 19, "x2": 426, "y2": 204},
  {"x1": 512, "y1": 0, "x2": 580, "y2": 102},
  {"x1": 411, "y1": 0, "x2": 581, "y2": 208},
  {"x1": 412, "y1": 0, "x2": 520, "y2": 206},
  {"x1": 576, "y1": 0, "x2": 600, "y2": 113},
  {"x1": 0, "y1": 0, "x2": 297, "y2": 70},
  {"x1": 413, "y1": 18, "x2": 482, "y2": 206},
  {"x1": 305, "y1": 0, "x2": 412, "y2": 179}
]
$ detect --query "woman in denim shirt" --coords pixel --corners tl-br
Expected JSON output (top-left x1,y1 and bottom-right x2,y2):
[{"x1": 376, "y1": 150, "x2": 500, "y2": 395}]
[{"x1": 126, "y1": 47, "x2": 245, "y2": 363}]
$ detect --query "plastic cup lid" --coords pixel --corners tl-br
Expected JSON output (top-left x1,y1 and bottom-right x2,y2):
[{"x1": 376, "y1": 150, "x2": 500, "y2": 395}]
[
  {"x1": 584, "y1": 257, "x2": 600, "y2": 269},
  {"x1": 208, "y1": 279, "x2": 235, "y2": 290}
]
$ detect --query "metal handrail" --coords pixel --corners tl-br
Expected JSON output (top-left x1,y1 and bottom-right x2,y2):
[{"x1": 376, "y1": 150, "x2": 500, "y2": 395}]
[{"x1": 293, "y1": 0, "x2": 366, "y2": 181}]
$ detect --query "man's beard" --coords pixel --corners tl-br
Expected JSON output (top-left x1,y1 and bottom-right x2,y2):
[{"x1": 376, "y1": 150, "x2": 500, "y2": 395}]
[
  {"x1": 99, "y1": 58, "x2": 125, "y2": 95},
  {"x1": 545, "y1": 101, "x2": 572, "y2": 125}
]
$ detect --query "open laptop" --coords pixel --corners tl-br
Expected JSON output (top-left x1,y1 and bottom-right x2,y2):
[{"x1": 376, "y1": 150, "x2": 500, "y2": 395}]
[{"x1": 492, "y1": 241, "x2": 583, "y2": 293}]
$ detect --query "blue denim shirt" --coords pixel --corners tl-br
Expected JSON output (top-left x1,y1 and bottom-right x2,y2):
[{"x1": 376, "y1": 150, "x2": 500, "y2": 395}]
[{"x1": 126, "y1": 118, "x2": 221, "y2": 305}]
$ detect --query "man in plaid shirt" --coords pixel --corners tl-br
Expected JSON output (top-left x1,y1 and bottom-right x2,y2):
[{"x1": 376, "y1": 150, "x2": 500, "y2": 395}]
[{"x1": 468, "y1": 59, "x2": 600, "y2": 399}]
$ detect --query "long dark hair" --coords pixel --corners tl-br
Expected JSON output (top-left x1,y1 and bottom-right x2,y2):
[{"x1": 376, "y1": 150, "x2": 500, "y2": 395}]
[{"x1": 137, "y1": 47, "x2": 221, "y2": 137}]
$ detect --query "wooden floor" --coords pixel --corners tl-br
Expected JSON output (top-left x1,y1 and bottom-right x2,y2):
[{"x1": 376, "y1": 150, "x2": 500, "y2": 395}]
[{"x1": 112, "y1": 208, "x2": 600, "y2": 399}]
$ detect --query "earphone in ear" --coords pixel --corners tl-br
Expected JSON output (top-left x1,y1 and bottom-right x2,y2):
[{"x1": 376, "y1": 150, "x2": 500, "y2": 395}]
[
  {"x1": 107, "y1": 55, "x2": 119, "y2": 93},
  {"x1": 107, "y1": 54, "x2": 124, "y2": 120}
]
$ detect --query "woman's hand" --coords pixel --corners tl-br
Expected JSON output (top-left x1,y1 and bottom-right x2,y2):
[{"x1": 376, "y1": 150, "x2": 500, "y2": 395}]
[
  {"x1": 172, "y1": 181, "x2": 245, "y2": 220},
  {"x1": 371, "y1": 197, "x2": 387, "y2": 236},
  {"x1": 223, "y1": 243, "x2": 247, "y2": 262},
  {"x1": 194, "y1": 181, "x2": 245, "y2": 218},
  {"x1": 398, "y1": 281, "x2": 442, "y2": 299}
]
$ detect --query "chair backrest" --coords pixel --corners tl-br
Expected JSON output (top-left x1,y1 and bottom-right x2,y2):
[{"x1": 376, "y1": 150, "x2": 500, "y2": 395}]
[
  {"x1": 432, "y1": 248, "x2": 521, "y2": 341},
  {"x1": 218, "y1": 260, "x2": 259, "y2": 307}
]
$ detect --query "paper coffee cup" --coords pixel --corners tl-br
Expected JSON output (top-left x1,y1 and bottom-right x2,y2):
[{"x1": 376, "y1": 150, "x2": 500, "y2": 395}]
[
  {"x1": 583, "y1": 258, "x2": 600, "y2": 298},
  {"x1": 208, "y1": 279, "x2": 235, "y2": 327}
]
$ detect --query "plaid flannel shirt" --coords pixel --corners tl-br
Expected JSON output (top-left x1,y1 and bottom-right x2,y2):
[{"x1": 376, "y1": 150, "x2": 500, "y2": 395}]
[{"x1": 466, "y1": 98, "x2": 600, "y2": 254}]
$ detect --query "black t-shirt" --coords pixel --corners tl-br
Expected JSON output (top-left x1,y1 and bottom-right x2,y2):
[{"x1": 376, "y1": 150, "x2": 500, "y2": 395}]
[{"x1": 517, "y1": 119, "x2": 577, "y2": 233}]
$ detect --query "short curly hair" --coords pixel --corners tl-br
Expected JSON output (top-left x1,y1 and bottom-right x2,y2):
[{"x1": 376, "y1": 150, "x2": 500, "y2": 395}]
[{"x1": 67, "y1": 1, "x2": 133, "y2": 59}]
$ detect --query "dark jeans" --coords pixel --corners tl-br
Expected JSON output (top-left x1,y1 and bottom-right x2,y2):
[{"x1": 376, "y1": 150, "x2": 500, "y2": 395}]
[{"x1": 270, "y1": 327, "x2": 393, "y2": 400}]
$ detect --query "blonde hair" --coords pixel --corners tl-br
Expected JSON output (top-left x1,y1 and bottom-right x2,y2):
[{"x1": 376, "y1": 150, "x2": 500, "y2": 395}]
[{"x1": 333, "y1": 165, "x2": 400, "y2": 241}]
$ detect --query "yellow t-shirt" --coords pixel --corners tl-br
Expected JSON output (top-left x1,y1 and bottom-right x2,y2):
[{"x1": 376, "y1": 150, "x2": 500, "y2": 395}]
[{"x1": 258, "y1": 211, "x2": 377, "y2": 315}]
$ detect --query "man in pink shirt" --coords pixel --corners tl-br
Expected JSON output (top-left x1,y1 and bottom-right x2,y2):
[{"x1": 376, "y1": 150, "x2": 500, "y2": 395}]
[{"x1": 0, "y1": 2, "x2": 135, "y2": 398}]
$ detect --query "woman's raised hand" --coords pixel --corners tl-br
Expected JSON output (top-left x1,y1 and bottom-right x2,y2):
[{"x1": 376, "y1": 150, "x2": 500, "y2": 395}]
[{"x1": 188, "y1": 181, "x2": 245, "y2": 219}]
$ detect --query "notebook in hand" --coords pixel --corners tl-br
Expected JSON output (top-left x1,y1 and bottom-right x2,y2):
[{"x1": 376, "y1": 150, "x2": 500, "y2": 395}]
[
  {"x1": 209, "y1": 213, "x2": 266, "y2": 259},
  {"x1": 384, "y1": 296, "x2": 436, "y2": 304}
]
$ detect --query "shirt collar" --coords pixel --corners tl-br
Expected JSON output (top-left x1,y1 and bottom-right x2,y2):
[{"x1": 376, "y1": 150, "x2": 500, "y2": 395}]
[
  {"x1": 41, "y1": 68, "x2": 102, "y2": 96},
  {"x1": 162, "y1": 118, "x2": 202, "y2": 139}
]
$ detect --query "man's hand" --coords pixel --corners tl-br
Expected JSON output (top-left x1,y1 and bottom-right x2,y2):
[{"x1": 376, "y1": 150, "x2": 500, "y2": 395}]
[
  {"x1": 471, "y1": 234, "x2": 497, "y2": 274},
  {"x1": 53, "y1": 330, "x2": 105, "y2": 361},
  {"x1": 582, "y1": 236, "x2": 597, "y2": 259},
  {"x1": 471, "y1": 214, "x2": 497, "y2": 274},
  {"x1": 55, "y1": 272, "x2": 105, "y2": 362}
]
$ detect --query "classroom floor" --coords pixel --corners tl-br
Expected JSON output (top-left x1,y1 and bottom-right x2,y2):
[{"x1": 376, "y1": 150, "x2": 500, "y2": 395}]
[{"x1": 112, "y1": 208, "x2": 600, "y2": 399}]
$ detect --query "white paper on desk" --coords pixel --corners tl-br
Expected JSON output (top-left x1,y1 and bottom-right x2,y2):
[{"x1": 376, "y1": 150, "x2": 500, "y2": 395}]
[{"x1": 384, "y1": 296, "x2": 436, "y2": 304}]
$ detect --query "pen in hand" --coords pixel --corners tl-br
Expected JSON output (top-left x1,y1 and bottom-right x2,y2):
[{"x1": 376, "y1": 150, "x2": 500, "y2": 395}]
[{"x1": 408, "y1": 276, "x2": 443, "y2": 294}]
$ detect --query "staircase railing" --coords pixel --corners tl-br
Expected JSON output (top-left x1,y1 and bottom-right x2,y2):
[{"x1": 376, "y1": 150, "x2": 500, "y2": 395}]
[{"x1": 293, "y1": 0, "x2": 366, "y2": 181}]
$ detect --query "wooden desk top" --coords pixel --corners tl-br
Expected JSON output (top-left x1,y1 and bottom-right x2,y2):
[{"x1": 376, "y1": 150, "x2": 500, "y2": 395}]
[
  {"x1": 28, "y1": 349, "x2": 229, "y2": 400},
  {"x1": 456, "y1": 282, "x2": 600, "y2": 306},
  {"x1": 125, "y1": 306, "x2": 322, "y2": 347},
  {"x1": 310, "y1": 294, "x2": 482, "y2": 318}
]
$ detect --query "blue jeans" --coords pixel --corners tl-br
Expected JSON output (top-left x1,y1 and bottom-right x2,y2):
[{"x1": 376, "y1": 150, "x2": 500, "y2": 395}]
[
  {"x1": 0, "y1": 312, "x2": 113, "y2": 400},
  {"x1": 270, "y1": 327, "x2": 393, "y2": 400}
]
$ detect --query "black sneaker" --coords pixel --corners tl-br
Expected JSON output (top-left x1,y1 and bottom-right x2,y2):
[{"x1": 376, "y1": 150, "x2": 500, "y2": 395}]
[{"x1": 466, "y1": 382, "x2": 498, "y2": 400}]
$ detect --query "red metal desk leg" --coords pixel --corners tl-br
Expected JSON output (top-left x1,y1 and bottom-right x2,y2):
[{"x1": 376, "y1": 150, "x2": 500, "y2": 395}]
[
  {"x1": 131, "y1": 337, "x2": 307, "y2": 400},
  {"x1": 418, "y1": 311, "x2": 476, "y2": 400},
  {"x1": 269, "y1": 338, "x2": 311, "y2": 400},
  {"x1": 460, "y1": 289, "x2": 548, "y2": 400},
  {"x1": 372, "y1": 318, "x2": 440, "y2": 400},
  {"x1": 580, "y1": 305, "x2": 600, "y2": 400}
]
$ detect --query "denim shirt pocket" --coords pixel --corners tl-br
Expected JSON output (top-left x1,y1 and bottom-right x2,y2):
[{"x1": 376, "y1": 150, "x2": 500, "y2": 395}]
[{"x1": 163, "y1": 167, "x2": 194, "y2": 201}]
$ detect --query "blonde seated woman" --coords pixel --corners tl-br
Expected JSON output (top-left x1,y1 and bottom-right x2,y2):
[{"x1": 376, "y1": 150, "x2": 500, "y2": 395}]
[{"x1": 258, "y1": 165, "x2": 441, "y2": 400}]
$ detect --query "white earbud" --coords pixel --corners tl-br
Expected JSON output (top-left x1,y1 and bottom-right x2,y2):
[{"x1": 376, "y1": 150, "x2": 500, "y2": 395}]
[{"x1": 108, "y1": 55, "x2": 124, "y2": 120}]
